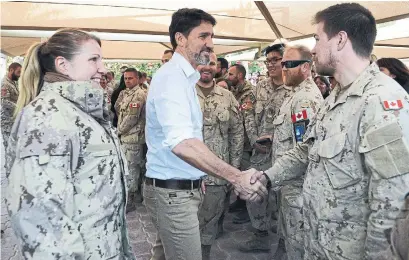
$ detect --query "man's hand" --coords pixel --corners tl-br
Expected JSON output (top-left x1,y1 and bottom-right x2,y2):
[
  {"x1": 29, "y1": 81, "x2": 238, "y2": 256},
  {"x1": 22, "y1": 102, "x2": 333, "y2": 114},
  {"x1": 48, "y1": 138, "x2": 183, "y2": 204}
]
[{"x1": 233, "y1": 168, "x2": 268, "y2": 202}]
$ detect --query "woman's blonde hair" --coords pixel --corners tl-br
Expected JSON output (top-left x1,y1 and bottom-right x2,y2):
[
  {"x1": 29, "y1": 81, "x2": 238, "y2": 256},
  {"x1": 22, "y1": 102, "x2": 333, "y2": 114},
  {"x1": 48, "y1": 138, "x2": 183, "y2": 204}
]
[{"x1": 15, "y1": 28, "x2": 101, "y2": 117}]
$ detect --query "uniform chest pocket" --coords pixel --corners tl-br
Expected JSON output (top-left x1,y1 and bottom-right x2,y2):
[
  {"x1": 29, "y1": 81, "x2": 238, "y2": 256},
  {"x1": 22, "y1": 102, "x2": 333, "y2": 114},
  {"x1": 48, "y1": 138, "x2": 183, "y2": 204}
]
[
  {"x1": 217, "y1": 110, "x2": 230, "y2": 137},
  {"x1": 273, "y1": 114, "x2": 292, "y2": 142},
  {"x1": 318, "y1": 133, "x2": 362, "y2": 189}
]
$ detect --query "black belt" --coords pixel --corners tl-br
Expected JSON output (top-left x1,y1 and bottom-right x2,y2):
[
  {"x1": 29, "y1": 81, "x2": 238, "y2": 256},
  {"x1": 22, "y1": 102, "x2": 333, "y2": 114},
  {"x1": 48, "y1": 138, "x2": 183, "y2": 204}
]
[{"x1": 145, "y1": 177, "x2": 201, "y2": 190}]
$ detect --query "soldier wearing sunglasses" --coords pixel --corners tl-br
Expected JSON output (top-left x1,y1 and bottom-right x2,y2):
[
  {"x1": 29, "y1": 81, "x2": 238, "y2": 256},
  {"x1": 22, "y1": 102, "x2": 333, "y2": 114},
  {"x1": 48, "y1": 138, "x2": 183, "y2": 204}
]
[
  {"x1": 271, "y1": 45, "x2": 323, "y2": 260},
  {"x1": 251, "y1": 3, "x2": 409, "y2": 259},
  {"x1": 239, "y1": 43, "x2": 294, "y2": 253}
]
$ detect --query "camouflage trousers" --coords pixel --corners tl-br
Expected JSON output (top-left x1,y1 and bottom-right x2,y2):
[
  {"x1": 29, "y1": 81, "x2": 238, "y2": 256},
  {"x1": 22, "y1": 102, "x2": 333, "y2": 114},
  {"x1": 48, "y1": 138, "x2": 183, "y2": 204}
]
[
  {"x1": 198, "y1": 184, "x2": 230, "y2": 245},
  {"x1": 279, "y1": 184, "x2": 304, "y2": 260},
  {"x1": 122, "y1": 143, "x2": 144, "y2": 193},
  {"x1": 247, "y1": 154, "x2": 278, "y2": 231}
]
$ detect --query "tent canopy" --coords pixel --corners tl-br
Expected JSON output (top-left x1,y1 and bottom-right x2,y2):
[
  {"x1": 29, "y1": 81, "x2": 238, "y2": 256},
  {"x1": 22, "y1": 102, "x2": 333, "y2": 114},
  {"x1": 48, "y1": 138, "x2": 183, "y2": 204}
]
[{"x1": 1, "y1": 0, "x2": 409, "y2": 60}]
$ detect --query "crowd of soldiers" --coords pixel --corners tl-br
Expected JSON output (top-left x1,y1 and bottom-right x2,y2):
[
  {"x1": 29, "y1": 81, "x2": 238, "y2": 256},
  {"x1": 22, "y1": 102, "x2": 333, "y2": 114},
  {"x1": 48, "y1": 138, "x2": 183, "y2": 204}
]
[{"x1": 1, "y1": 3, "x2": 409, "y2": 260}]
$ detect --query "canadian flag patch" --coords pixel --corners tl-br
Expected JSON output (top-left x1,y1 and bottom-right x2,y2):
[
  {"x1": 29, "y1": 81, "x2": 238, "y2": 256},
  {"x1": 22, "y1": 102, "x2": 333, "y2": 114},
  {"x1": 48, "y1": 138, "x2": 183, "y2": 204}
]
[
  {"x1": 129, "y1": 103, "x2": 140, "y2": 108},
  {"x1": 382, "y1": 100, "x2": 403, "y2": 110},
  {"x1": 291, "y1": 110, "x2": 308, "y2": 123}
]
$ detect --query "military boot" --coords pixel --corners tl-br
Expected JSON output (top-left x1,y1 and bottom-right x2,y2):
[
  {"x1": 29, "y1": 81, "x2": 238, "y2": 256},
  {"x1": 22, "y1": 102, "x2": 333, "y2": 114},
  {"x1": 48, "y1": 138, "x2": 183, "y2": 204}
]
[
  {"x1": 201, "y1": 245, "x2": 211, "y2": 260},
  {"x1": 239, "y1": 229, "x2": 271, "y2": 252},
  {"x1": 126, "y1": 192, "x2": 136, "y2": 213}
]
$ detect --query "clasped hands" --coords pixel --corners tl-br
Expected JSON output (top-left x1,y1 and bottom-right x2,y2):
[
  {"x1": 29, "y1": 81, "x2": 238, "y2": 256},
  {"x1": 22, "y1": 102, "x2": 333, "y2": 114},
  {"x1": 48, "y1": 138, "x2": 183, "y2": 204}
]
[{"x1": 232, "y1": 168, "x2": 269, "y2": 202}]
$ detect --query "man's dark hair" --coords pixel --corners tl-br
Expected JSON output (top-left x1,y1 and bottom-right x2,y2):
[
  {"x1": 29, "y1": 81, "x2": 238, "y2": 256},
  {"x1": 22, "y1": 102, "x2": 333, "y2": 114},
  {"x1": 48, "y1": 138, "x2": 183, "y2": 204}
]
[
  {"x1": 137, "y1": 71, "x2": 143, "y2": 78},
  {"x1": 377, "y1": 58, "x2": 409, "y2": 88},
  {"x1": 265, "y1": 43, "x2": 286, "y2": 57},
  {"x1": 124, "y1": 68, "x2": 138, "y2": 77},
  {"x1": 313, "y1": 3, "x2": 376, "y2": 58},
  {"x1": 107, "y1": 71, "x2": 115, "y2": 78},
  {"x1": 8, "y1": 62, "x2": 21, "y2": 71},
  {"x1": 164, "y1": 49, "x2": 174, "y2": 55},
  {"x1": 231, "y1": 64, "x2": 246, "y2": 79},
  {"x1": 141, "y1": 72, "x2": 147, "y2": 78},
  {"x1": 169, "y1": 8, "x2": 216, "y2": 49},
  {"x1": 217, "y1": 57, "x2": 228, "y2": 69}
]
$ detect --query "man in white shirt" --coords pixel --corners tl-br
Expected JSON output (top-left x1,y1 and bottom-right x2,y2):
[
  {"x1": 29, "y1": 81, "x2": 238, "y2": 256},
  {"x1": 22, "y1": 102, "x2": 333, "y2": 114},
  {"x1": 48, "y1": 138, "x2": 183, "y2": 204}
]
[{"x1": 144, "y1": 8, "x2": 267, "y2": 260}]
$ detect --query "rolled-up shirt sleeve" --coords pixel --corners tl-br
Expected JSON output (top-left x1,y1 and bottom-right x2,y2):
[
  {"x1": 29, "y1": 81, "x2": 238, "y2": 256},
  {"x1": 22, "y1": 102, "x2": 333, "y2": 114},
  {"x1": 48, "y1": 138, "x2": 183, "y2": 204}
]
[{"x1": 153, "y1": 73, "x2": 196, "y2": 149}]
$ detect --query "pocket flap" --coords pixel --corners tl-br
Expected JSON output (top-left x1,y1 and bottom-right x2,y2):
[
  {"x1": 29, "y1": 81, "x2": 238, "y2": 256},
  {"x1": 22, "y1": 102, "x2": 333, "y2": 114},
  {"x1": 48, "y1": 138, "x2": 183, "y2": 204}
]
[
  {"x1": 318, "y1": 133, "x2": 346, "y2": 159},
  {"x1": 217, "y1": 110, "x2": 229, "y2": 122},
  {"x1": 273, "y1": 114, "x2": 285, "y2": 125},
  {"x1": 19, "y1": 140, "x2": 71, "y2": 159},
  {"x1": 359, "y1": 121, "x2": 402, "y2": 153},
  {"x1": 86, "y1": 143, "x2": 117, "y2": 157}
]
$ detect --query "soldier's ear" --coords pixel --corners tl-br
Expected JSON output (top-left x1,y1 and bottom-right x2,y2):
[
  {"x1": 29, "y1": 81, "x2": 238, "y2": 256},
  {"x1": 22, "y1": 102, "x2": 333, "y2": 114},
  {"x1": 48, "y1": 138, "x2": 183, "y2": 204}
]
[{"x1": 54, "y1": 56, "x2": 71, "y2": 76}]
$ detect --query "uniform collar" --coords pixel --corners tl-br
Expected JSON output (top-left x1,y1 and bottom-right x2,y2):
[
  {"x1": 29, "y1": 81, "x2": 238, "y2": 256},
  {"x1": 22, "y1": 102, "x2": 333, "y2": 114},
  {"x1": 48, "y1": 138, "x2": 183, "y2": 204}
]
[
  {"x1": 326, "y1": 63, "x2": 377, "y2": 109},
  {"x1": 3, "y1": 76, "x2": 17, "y2": 87},
  {"x1": 171, "y1": 52, "x2": 200, "y2": 85},
  {"x1": 196, "y1": 80, "x2": 222, "y2": 98},
  {"x1": 42, "y1": 80, "x2": 110, "y2": 122}
]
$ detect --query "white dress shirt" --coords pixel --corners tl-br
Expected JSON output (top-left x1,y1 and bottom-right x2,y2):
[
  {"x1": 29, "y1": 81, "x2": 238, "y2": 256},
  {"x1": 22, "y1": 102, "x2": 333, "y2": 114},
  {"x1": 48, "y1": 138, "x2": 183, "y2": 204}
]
[{"x1": 145, "y1": 52, "x2": 206, "y2": 180}]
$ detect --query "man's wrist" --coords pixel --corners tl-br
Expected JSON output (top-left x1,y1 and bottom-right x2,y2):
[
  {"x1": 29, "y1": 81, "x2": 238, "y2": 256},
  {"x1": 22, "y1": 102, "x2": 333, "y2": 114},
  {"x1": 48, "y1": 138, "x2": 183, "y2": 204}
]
[{"x1": 262, "y1": 171, "x2": 272, "y2": 189}]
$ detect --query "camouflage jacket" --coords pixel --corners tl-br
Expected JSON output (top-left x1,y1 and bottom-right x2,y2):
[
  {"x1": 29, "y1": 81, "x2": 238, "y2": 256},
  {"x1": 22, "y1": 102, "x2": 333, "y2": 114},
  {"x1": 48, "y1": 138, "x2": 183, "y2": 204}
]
[
  {"x1": 6, "y1": 81, "x2": 135, "y2": 260},
  {"x1": 196, "y1": 84, "x2": 244, "y2": 185},
  {"x1": 231, "y1": 80, "x2": 255, "y2": 152},
  {"x1": 266, "y1": 63, "x2": 409, "y2": 259},
  {"x1": 115, "y1": 86, "x2": 147, "y2": 144},
  {"x1": 271, "y1": 77, "x2": 323, "y2": 185},
  {"x1": 246, "y1": 78, "x2": 293, "y2": 168},
  {"x1": 1, "y1": 76, "x2": 19, "y2": 141}
]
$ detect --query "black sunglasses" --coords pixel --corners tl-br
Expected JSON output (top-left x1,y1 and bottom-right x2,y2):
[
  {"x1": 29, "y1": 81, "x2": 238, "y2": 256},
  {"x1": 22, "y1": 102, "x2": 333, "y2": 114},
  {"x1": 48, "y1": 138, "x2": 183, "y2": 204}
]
[{"x1": 281, "y1": 60, "x2": 311, "y2": 69}]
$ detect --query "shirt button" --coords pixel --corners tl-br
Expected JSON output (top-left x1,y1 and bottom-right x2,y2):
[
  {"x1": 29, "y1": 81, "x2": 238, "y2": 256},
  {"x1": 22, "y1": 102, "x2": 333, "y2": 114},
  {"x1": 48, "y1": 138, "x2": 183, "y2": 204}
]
[{"x1": 89, "y1": 94, "x2": 93, "y2": 98}]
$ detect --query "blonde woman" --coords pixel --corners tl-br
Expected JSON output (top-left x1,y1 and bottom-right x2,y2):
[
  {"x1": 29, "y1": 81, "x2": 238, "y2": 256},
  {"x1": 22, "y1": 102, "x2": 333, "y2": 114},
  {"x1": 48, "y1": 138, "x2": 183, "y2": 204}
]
[{"x1": 5, "y1": 29, "x2": 135, "y2": 260}]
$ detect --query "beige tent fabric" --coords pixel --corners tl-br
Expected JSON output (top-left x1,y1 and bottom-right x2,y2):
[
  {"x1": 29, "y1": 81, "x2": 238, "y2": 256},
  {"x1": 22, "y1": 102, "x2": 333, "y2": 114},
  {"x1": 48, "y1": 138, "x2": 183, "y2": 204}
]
[{"x1": 1, "y1": 1, "x2": 408, "y2": 59}]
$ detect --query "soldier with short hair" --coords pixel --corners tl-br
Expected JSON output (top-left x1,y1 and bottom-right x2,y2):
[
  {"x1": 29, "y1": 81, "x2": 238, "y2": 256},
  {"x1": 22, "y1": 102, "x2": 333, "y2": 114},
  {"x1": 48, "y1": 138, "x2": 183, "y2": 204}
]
[
  {"x1": 252, "y1": 3, "x2": 409, "y2": 259},
  {"x1": 239, "y1": 44, "x2": 294, "y2": 253},
  {"x1": 1, "y1": 62, "x2": 21, "y2": 146},
  {"x1": 197, "y1": 52, "x2": 244, "y2": 260},
  {"x1": 115, "y1": 68, "x2": 147, "y2": 212}
]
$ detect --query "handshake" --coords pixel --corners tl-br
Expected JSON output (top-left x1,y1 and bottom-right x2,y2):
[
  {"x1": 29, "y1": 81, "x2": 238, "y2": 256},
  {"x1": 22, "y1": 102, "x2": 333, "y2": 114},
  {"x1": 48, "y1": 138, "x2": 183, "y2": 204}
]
[{"x1": 232, "y1": 169, "x2": 270, "y2": 202}]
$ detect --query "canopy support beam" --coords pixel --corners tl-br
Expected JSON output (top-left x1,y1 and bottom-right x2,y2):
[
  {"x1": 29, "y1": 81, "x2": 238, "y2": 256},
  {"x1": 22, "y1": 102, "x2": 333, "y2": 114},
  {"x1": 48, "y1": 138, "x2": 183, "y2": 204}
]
[{"x1": 255, "y1": 1, "x2": 283, "y2": 39}]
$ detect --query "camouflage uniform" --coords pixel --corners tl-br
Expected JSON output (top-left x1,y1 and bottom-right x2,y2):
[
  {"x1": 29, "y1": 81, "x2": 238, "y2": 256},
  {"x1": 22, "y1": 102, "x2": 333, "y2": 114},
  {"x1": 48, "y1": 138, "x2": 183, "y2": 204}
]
[
  {"x1": 245, "y1": 79, "x2": 293, "y2": 232},
  {"x1": 196, "y1": 84, "x2": 244, "y2": 246},
  {"x1": 266, "y1": 63, "x2": 409, "y2": 259},
  {"x1": 115, "y1": 86, "x2": 147, "y2": 197},
  {"x1": 271, "y1": 77, "x2": 323, "y2": 259},
  {"x1": 1, "y1": 76, "x2": 19, "y2": 147},
  {"x1": 6, "y1": 80, "x2": 134, "y2": 260},
  {"x1": 231, "y1": 80, "x2": 255, "y2": 171},
  {"x1": 390, "y1": 194, "x2": 409, "y2": 260}
]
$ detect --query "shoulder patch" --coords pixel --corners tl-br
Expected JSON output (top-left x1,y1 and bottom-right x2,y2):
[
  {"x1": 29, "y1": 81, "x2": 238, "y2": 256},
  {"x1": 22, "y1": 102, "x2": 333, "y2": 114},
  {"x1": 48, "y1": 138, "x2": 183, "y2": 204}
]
[
  {"x1": 382, "y1": 100, "x2": 403, "y2": 110},
  {"x1": 291, "y1": 110, "x2": 308, "y2": 123},
  {"x1": 129, "y1": 103, "x2": 140, "y2": 108},
  {"x1": 1, "y1": 87, "x2": 8, "y2": 97}
]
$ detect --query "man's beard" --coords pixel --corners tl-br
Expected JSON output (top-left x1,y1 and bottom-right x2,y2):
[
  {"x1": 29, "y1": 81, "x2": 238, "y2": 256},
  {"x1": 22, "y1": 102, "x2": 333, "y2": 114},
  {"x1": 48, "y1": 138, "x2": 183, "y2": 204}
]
[
  {"x1": 187, "y1": 45, "x2": 212, "y2": 66},
  {"x1": 315, "y1": 53, "x2": 336, "y2": 76},
  {"x1": 11, "y1": 73, "x2": 19, "y2": 81},
  {"x1": 284, "y1": 71, "x2": 305, "y2": 87}
]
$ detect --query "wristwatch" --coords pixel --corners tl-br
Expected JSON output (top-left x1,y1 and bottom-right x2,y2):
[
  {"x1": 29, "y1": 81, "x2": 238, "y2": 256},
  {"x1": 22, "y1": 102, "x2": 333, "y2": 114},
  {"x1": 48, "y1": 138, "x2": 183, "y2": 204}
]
[{"x1": 262, "y1": 171, "x2": 272, "y2": 189}]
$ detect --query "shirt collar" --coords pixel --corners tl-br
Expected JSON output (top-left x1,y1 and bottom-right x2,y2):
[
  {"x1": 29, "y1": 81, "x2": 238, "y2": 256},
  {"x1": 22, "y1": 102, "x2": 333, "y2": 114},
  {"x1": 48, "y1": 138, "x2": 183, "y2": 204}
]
[
  {"x1": 327, "y1": 63, "x2": 378, "y2": 109},
  {"x1": 196, "y1": 81, "x2": 222, "y2": 98},
  {"x1": 41, "y1": 80, "x2": 110, "y2": 122},
  {"x1": 171, "y1": 52, "x2": 200, "y2": 83}
]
